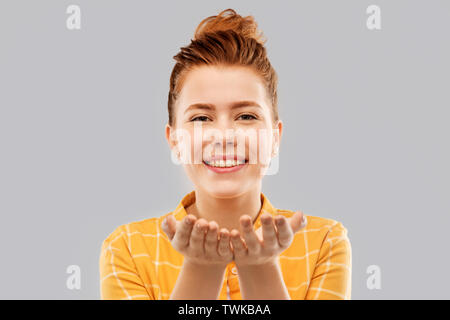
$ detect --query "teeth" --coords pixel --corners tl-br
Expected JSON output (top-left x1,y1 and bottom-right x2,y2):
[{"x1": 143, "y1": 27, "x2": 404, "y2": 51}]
[{"x1": 205, "y1": 159, "x2": 246, "y2": 167}]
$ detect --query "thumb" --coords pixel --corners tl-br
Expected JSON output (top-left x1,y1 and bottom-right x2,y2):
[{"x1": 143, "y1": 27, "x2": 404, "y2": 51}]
[
  {"x1": 162, "y1": 214, "x2": 176, "y2": 241},
  {"x1": 289, "y1": 211, "x2": 306, "y2": 233}
]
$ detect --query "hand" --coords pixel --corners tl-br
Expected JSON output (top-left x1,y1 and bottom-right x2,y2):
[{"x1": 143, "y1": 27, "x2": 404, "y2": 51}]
[
  {"x1": 230, "y1": 211, "x2": 306, "y2": 267},
  {"x1": 161, "y1": 214, "x2": 234, "y2": 267}
]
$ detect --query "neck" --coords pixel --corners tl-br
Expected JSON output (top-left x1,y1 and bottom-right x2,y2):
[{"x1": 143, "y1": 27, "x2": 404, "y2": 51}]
[{"x1": 186, "y1": 186, "x2": 263, "y2": 232}]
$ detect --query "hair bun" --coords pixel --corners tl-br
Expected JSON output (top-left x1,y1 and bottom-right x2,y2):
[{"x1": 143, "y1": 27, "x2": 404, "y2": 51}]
[{"x1": 194, "y1": 8, "x2": 266, "y2": 45}]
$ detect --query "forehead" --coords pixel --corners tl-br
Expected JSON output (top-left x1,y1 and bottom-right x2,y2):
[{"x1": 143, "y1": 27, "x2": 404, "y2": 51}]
[{"x1": 177, "y1": 65, "x2": 269, "y2": 111}]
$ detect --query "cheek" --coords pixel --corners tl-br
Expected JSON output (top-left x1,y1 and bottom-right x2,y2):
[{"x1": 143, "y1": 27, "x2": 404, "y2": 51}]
[
  {"x1": 247, "y1": 128, "x2": 273, "y2": 165},
  {"x1": 175, "y1": 128, "x2": 200, "y2": 164}
]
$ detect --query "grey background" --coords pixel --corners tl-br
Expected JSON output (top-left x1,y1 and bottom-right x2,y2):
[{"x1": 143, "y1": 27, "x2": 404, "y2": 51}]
[{"x1": 0, "y1": 0, "x2": 449, "y2": 299}]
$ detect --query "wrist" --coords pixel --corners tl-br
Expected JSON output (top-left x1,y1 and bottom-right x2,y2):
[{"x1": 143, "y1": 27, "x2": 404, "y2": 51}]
[
  {"x1": 234, "y1": 259, "x2": 289, "y2": 300},
  {"x1": 236, "y1": 257, "x2": 279, "y2": 269},
  {"x1": 183, "y1": 258, "x2": 228, "y2": 272},
  {"x1": 235, "y1": 258, "x2": 279, "y2": 271},
  {"x1": 170, "y1": 258, "x2": 228, "y2": 300}
]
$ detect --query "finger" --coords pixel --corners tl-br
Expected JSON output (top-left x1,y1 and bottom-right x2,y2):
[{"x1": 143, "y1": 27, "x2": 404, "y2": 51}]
[
  {"x1": 239, "y1": 215, "x2": 260, "y2": 253},
  {"x1": 205, "y1": 221, "x2": 219, "y2": 256},
  {"x1": 162, "y1": 215, "x2": 176, "y2": 241},
  {"x1": 261, "y1": 214, "x2": 278, "y2": 249},
  {"x1": 254, "y1": 226, "x2": 263, "y2": 242},
  {"x1": 289, "y1": 211, "x2": 305, "y2": 233},
  {"x1": 189, "y1": 218, "x2": 208, "y2": 253},
  {"x1": 172, "y1": 214, "x2": 196, "y2": 249},
  {"x1": 230, "y1": 229, "x2": 247, "y2": 258},
  {"x1": 218, "y1": 228, "x2": 232, "y2": 258},
  {"x1": 274, "y1": 215, "x2": 293, "y2": 248}
]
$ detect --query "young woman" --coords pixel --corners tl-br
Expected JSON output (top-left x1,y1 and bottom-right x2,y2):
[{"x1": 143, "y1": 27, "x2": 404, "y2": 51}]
[{"x1": 99, "y1": 8, "x2": 352, "y2": 300}]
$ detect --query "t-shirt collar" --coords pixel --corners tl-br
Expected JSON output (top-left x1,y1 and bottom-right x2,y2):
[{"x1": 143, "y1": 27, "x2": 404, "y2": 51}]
[{"x1": 172, "y1": 190, "x2": 278, "y2": 230}]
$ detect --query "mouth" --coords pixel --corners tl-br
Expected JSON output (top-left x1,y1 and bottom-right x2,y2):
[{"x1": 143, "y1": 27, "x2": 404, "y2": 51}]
[{"x1": 203, "y1": 159, "x2": 248, "y2": 173}]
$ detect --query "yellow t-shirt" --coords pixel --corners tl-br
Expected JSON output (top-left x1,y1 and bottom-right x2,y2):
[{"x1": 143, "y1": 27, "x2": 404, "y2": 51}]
[{"x1": 99, "y1": 190, "x2": 352, "y2": 300}]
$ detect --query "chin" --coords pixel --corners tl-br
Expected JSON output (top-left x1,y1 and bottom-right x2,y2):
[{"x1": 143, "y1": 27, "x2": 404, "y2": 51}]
[{"x1": 198, "y1": 184, "x2": 249, "y2": 199}]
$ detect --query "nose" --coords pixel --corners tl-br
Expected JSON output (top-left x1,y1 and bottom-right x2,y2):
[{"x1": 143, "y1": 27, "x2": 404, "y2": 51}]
[
  {"x1": 201, "y1": 117, "x2": 247, "y2": 158},
  {"x1": 212, "y1": 130, "x2": 236, "y2": 152}
]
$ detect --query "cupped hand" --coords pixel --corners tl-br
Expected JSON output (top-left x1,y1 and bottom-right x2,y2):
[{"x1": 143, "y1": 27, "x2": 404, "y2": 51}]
[
  {"x1": 230, "y1": 211, "x2": 306, "y2": 267},
  {"x1": 161, "y1": 214, "x2": 234, "y2": 267}
]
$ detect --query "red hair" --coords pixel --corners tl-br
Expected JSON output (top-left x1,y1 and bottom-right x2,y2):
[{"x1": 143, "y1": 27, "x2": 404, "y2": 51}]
[{"x1": 167, "y1": 8, "x2": 279, "y2": 126}]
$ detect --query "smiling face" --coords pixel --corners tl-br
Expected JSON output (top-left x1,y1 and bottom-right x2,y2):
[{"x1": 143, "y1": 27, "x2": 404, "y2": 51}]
[{"x1": 165, "y1": 65, "x2": 282, "y2": 198}]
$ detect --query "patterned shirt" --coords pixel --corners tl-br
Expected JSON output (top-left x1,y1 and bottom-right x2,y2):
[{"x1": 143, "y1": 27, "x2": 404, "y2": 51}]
[{"x1": 99, "y1": 190, "x2": 352, "y2": 299}]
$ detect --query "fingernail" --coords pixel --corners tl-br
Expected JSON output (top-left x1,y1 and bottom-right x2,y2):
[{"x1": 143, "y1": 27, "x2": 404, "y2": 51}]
[
  {"x1": 276, "y1": 218, "x2": 285, "y2": 225},
  {"x1": 300, "y1": 216, "x2": 306, "y2": 229}
]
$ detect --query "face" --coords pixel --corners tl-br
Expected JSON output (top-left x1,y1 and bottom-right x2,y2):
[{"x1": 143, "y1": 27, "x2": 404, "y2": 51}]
[{"x1": 165, "y1": 65, "x2": 282, "y2": 198}]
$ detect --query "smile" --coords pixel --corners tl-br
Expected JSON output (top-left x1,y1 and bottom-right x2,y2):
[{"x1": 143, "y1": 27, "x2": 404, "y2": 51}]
[{"x1": 203, "y1": 159, "x2": 248, "y2": 173}]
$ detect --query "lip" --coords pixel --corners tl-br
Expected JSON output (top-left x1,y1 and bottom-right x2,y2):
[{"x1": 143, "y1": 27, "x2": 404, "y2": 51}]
[
  {"x1": 204, "y1": 155, "x2": 247, "y2": 162},
  {"x1": 203, "y1": 159, "x2": 248, "y2": 174}
]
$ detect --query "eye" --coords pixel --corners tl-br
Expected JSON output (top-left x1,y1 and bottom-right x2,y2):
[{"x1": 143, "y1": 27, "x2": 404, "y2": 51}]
[
  {"x1": 237, "y1": 114, "x2": 257, "y2": 121},
  {"x1": 190, "y1": 115, "x2": 211, "y2": 122}
]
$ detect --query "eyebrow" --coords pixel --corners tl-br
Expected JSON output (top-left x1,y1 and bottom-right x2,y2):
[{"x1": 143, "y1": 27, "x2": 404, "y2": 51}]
[{"x1": 184, "y1": 100, "x2": 262, "y2": 114}]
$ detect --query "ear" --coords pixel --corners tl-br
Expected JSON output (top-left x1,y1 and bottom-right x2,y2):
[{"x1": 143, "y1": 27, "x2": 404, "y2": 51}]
[
  {"x1": 165, "y1": 123, "x2": 177, "y2": 150},
  {"x1": 165, "y1": 123, "x2": 181, "y2": 162}
]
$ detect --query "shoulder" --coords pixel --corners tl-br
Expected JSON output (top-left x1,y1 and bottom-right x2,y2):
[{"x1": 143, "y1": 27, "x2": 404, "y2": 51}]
[{"x1": 305, "y1": 214, "x2": 349, "y2": 238}]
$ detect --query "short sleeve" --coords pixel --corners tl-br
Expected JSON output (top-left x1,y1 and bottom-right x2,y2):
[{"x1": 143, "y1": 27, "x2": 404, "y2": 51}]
[
  {"x1": 99, "y1": 226, "x2": 154, "y2": 300},
  {"x1": 305, "y1": 221, "x2": 352, "y2": 300}
]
